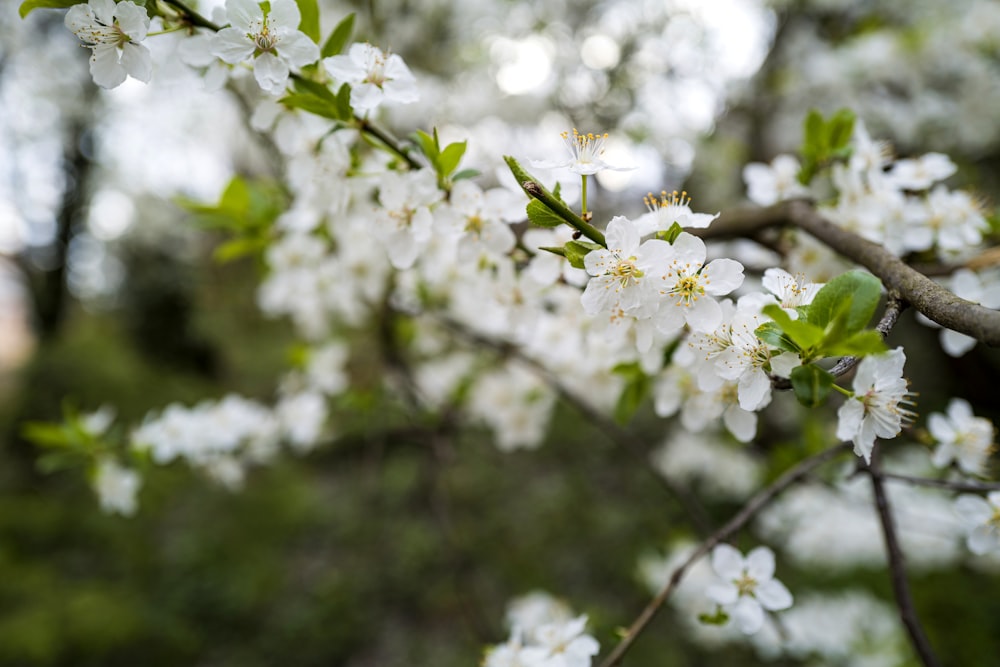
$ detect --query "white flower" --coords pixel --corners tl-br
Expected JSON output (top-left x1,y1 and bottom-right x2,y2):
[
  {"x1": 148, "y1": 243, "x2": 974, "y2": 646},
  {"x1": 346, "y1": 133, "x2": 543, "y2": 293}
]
[
  {"x1": 886, "y1": 153, "x2": 957, "y2": 191},
  {"x1": 276, "y1": 390, "x2": 328, "y2": 451},
  {"x1": 633, "y1": 190, "x2": 718, "y2": 235},
  {"x1": 929, "y1": 398, "x2": 995, "y2": 476},
  {"x1": 742, "y1": 155, "x2": 809, "y2": 206},
  {"x1": 80, "y1": 405, "x2": 116, "y2": 437},
  {"x1": 761, "y1": 268, "x2": 822, "y2": 315},
  {"x1": 65, "y1": 0, "x2": 152, "y2": 89},
  {"x1": 92, "y1": 458, "x2": 141, "y2": 516},
  {"x1": 323, "y1": 43, "x2": 419, "y2": 113},
  {"x1": 581, "y1": 216, "x2": 671, "y2": 319},
  {"x1": 213, "y1": 0, "x2": 319, "y2": 96},
  {"x1": 955, "y1": 492, "x2": 1000, "y2": 555},
  {"x1": 706, "y1": 544, "x2": 793, "y2": 635},
  {"x1": 835, "y1": 348, "x2": 915, "y2": 463},
  {"x1": 520, "y1": 615, "x2": 600, "y2": 667},
  {"x1": 715, "y1": 308, "x2": 799, "y2": 411},
  {"x1": 655, "y1": 232, "x2": 745, "y2": 334},
  {"x1": 531, "y1": 129, "x2": 632, "y2": 176},
  {"x1": 373, "y1": 169, "x2": 443, "y2": 269}
]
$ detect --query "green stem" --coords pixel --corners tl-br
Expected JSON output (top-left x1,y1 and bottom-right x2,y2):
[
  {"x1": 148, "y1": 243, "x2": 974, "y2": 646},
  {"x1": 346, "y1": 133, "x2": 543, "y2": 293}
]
[
  {"x1": 831, "y1": 384, "x2": 853, "y2": 397},
  {"x1": 357, "y1": 116, "x2": 422, "y2": 170},
  {"x1": 581, "y1": 174, "x2": 588, "y2": 218},
  {"x1": 503, "y1": 156, "x2": 606, "y2": 247}
]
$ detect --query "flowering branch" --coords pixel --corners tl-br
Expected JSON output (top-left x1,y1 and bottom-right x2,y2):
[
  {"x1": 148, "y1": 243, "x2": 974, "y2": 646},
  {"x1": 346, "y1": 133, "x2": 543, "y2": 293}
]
[
  {"x1": 863, "y1": 454, "x2": 943, "y2": 667},
  {"x1": 771, "y1": 294, "x2": 906, "y2": 390},
  {"x1": 701, "y1": 200, "x2": 1000, "y2": 346},
  {"x1": 597, "y1": 443, "x2": 851, "y2": 667}
]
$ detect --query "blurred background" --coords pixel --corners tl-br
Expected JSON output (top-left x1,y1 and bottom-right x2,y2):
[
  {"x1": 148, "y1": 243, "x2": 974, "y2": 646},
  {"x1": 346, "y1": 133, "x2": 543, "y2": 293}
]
[{"x1": 2, "y1": 0, "x2": 1000, "y2": 665}]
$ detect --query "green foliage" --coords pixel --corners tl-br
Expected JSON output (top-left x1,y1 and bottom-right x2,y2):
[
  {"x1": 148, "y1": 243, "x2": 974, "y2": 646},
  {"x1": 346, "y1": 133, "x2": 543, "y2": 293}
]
[
  {"x1": 698, "y1": 606, "x2": 730, "y2": 626},
  {"x1": 280, "y1": 78, "x2": 352, "y2": 122},
  {"x1": 177, "y1": 176, "x2": 287, "y2": 263},
  {"x1": 798, "y1": 108, "x2": 856, "y2": 184},
  {"x1": 322, "y1": 13, "x2": 356, "y2": 58},
  {"x1": 411, "y1": 128, "x2": 469, "y2": 188},
  {"x1": 655, "y1": 222, "x2": 684, "y2": 244},
  {"x1": 562, "y1": 240, "x2": 602, "y2": 270},
  {"x1": 18, "y1": 0, "x2": 82, "y2": 18},
  {"x1": 526, "y1": 199, "x2": 565, "y2": 228},
  {"x1": 612, "y1": 362, "x2": 651, "y2": 424},
  {"x1": 294, "y1": 0, "x2": 321, "y2": 43},
  {"x1": 790, "y1": 364, "x2": 835, "y2": 408}
]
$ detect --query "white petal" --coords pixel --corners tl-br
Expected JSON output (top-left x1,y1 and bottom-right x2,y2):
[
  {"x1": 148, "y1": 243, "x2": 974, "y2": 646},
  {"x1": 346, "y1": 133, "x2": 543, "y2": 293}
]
[
  {"x1": 350, "y1": 82, "x2": 384, "y2": 113},
  {"x1": 225, "y1": 0, "x2": 262, "y2": 30},
  {"x1": 670, "y1": 232, "x2": 706, "y2": 266},
  {"x1": 213, "y1": 28, "x2": 256, "y2": 64},
  {"x1": 90, "y1": 45, "x2": 127, "y2": 89},
  {"x1": 268, "y1": 0, "x2": 301, "y2": 30},
  {"x1": 120, "y1": 42, "x2": 152, "y2": 83},
  {"x1": 253, "y1": 51, "x2": 290, "y2": 95},
  {"x1": 65, "y1": 3, "x2": 96, "y2": 35},
  {"x1": 684, "y1": 295, "x2": 722, "y2": 333},
  {"x1": 745, "y1": 546, "x2": 775, "y2": 581},
  {"x1": 711, "y1": 543, "x2": 744, "y2": 579},
  {"x1": 89, "y1": 0, "x2": 117, "y2": 24},
  {"x1": 383, "y1": 77, "x2": 419, "y2": 105},
  {"x1": 114, "y1": 1, "x2": 149, "y2": 40},
  {"x1": 737, "y1": 369, "x2": 771, "y2": 411},
  {"x1": 968, "y1": 525, "x2": 999, "y2": 555},
  {"x1": 723, "y1": 404, "x2": 757, "y2": 443},
  {"x1": 277, "y1": 30, "x2": 320, "y2": 67},
  {"x1": 706, "y1": 583, "x2": 739, "y2": 606},
  {"x1": 732, "y1": 597, "x2": 765, "y2": 634},
  {"x1": 703, "y1": 258, "x2": 744, "y2": 295},
  {"x1": 756, "y1": 579, "x2": 793, "y2": 611},
  {"x1": 324, "y1": 54, "x2": 363, "y2": 83}
]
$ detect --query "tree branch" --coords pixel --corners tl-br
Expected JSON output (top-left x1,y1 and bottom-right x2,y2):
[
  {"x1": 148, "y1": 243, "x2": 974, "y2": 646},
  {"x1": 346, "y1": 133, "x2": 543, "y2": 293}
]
[
  {"x1": 863, "y1": 454, "x2": 943, "y2": 667},
  {"x1": 597, "y1": 443, "x2": 851, "y2": 667},
  {"x1": 700, "y1": 200, "x2": 1000, "y2": 347},
  {"x1": 878, "y1": 471, "x2": 1000, "y2": 493},
  {"x1": 161, "y1": 0, "x2": 223, "y2": 30}
]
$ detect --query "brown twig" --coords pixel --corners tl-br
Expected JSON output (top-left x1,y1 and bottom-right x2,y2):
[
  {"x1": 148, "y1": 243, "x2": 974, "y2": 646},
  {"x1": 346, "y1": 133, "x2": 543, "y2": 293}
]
[
  {"x1": 597, "y1": 443, "x2": 851, "y2": 667},
  {"x1": 700, "y1": 200, "x2": 1000, "y2": 347},
  {"x1": 863, "y1": 454, "x2": 943, "y2": 667},
  {"x1": 878, "y1": 471, "x2": 1000, "y2": 494}
]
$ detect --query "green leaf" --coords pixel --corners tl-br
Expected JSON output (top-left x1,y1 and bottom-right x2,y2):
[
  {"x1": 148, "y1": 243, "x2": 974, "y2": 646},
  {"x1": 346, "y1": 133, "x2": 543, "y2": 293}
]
[
  {"x1": 321, "y1": 12, "x2": 355, "y2": 58},
  {"x1": 452, "y1": 168, "x2": 480, "y2": 182},
  {"x1": 563, "y1": 240, "x2": 602, "y2": 270},
  {"x1": 22, "y1": 422, "x2": 72, "y2": 449},
  {"x1": 823, "y1": 329, "x2": 887, "y2": 357},
  {"x1": 437, "y1": 141, "x2": 467, "y2": 178},
  {"x1": 655, "y1": 222, "x2": 684, "y2": 244},
  {"x1": 213, "y1": 237, "x2": 270, "y2": 263},
  {"x1": 613, "y1": 363, "x2": 650, "y2": 425},
  {"x1": 293, "y1": 77, "x2": 337, "y2": 103},
  {"x1": 526, "y1": 199, "x2": 565, "y2": 229},
  {"x1": 19, "y1": 0, "x2": 82, "y2": 18},
  {"x1": 806, "y1": 270, "x2": 882, "y2": 335},
  {"x1": 294, "y1": 0, "x2": 321, "y2": 42},
  {"x1": 538, "y1": 246, "x2": 566, "y2": 258},
  {"x1": 828, "y1": 108, "x2": 856, "y2": 152},
  {"x1": 37, "y1": 452, "x2": 83, "y2": 474},
  {"x1": 760, "y1": 304, "x2": 824, "y2": 352},
  {"x1": 755, "y1": 321, "x2": 802, "y2": 354},
  {"x1": 334, "y1": 83, "x2": 352, "y2": 120},
  {"x1": 412, "y1": 130, "x2": 439, "y2": 161},
  {"x1": 790, "y1": 364, "x2": 834, "y2": 408},
  {"x1": 279, "y1": 92, "x2": 341, "y2": 120},
  {"x1": 698, "y1": 608, "x2": 731, "y2": 626}
]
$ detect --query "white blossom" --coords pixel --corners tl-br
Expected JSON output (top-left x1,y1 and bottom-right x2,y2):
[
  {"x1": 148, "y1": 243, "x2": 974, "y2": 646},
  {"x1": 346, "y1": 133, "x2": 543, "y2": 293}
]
[
  {"x1": 213, "y1": 0, "x2": 319, "y2": 95},
  {"x1": 706, "y1": 544, "x2": 793, "y2": 635},
  {"x1": 929, "y1": 398, "x2": 995, "y2": 476},
  {"x1": 65, "y1": 0, "x2": 152, "y2": 89},
  {"x1": 955, "y1": 492, "x2": 1000, "y2": 555},
  {"x1": 835, "y1": 348, "x2": 915, "y2": 463},
  {"x1": 92, "y1": 458, "x2": 141, "y2": 516},
  {"x1": 655, "y1": 232, "x2": 745, "y2": 334},
  {"x1": 532, "y1": 129, "x2": 632, "y2": 175},
  {"x1": 324, "y1": 43, "x2": 419, "y2": 112}
]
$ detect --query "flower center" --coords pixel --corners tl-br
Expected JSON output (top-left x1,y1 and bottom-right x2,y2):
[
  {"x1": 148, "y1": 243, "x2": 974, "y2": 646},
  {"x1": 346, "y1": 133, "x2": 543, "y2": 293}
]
[
  {"x1": 735, "y1": 572, "x2": 758, "y2": 597},
  {"x1": 665, "y1": 268, "x2": 705, "y2": 306},
  {"x1": 253, "y1": 21, "x2": 278, "y2": 52},
  {"x1": 562, "y1": 128, "x2": 608, "y2": 165},
  {"x1": 364, "y1": 50, "x2": 389, "y2": 87},
  {"x1": 643, "y1": 189, "x2": 691, "y2": 214},
  {"x1": 611, "y1": 255, "x2": 643, "y2": 289},
  {"x1": 465, "y1": 215, "x2": 484, "y2": 234}
]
